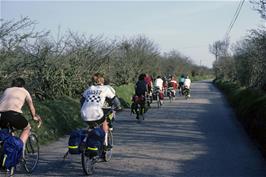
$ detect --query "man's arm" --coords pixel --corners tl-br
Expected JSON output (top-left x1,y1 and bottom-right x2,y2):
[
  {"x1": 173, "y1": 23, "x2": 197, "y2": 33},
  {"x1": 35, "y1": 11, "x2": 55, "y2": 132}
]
[
  {"x1": 111, "y1": 96, "x2": 122, "y2": 111},
  {"x1": 26, "y1": 94, "x2": 42, "y2": 127},
  {"x1": 26, "y1": 98, "x2": 36, "y2": 118}
]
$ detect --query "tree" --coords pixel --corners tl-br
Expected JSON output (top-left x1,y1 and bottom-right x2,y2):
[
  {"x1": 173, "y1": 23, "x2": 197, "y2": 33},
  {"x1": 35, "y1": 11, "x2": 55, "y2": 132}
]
[
  {"x1": 209, "y1": 39, "x2": 230, "y2": 79},
  {"x1": 251, "y1": 0, "x2": 266, "y2": 20}
]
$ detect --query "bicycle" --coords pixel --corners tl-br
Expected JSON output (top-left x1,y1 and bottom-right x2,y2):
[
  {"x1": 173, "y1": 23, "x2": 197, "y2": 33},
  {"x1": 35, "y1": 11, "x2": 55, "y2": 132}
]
[
  {"x1": 131, "y1": 95, "x2": 145, "y2": 122},
  {"x1": 81, "y1": 109, "x2": 114, "y2": 175},
  {"x1": 146, "y1": 92, "x2": 152, "y2": 108},
  {"x1": 167, "y1": 88, "x2": 175, "y2": 102},
  {"x1": 153, "y1": 87, "x2": 162, "y2": 108},
  {"x1": 183, "y1": 86, "x2": 190, "y2": 100},
  {"x1": 0, "y1": 127, "x2": 40, "y2": 176}
]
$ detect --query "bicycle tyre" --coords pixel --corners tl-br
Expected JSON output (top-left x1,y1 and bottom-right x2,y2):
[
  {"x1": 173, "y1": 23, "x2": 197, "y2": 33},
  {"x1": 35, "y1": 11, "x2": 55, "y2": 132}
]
[
  {"x1": 81, "y1": 151, "x2": 95, "y2": 175},
  {"x1": 169, "y1": 94, "x2": 172, "y2": 102},
  {"x1": 157, "y1": 93, "x2": 160, "y2": 108},
  {"x1": 104, "y1": 130, "x2": 113, "y2": 162},
  {"x1": 22, "y1": 133, "x2": 39, "y2": 173}
]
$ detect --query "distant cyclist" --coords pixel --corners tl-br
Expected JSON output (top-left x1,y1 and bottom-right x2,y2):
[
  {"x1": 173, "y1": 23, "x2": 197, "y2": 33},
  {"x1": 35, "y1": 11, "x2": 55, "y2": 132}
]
[
  {"x1": 0, "y1": 78, "x2": 42, "y2": 144},
  {"x1": 144, "y1": 74, "x2": 153, "y2": 97},
  {"x1": 178, "y1": 74, "x2": 186, "y2": 95},
  {"x1": 133, "y1": 73, "x2": 147, "y2": 119},
  {"x1": 184, "y1": 75, "x2": 191, "y2": 97},
  {"x1": 80, "y1": 73, "x2": 121, "y2": 149},
  {"x1": 168, "y1": 75, "x2": 178, "y2": 98},
  {"x1": 154, "y1": 76, "x2": 164, "y2": 104}
]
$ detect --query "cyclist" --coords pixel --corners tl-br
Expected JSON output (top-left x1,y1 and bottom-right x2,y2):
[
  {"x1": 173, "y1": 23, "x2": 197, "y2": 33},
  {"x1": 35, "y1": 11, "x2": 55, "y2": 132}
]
[
  {"x1": 168, "y1": 75, "x2": 178, "y2": 98},
  {"x1": 144, "y1": 74, "x2": 153, "y2": 105},
  {"x1": 178, "y1": 74, "x2": 186, "y2": 95},
  {"x1": 80, "y1": 73, "x2": 121, "y2": 149},
  {"x1": 134, "y1": 73, "x2": 147, "y2": 119},
  {"x1": 184, "y1": 75, "x2": 191, "y2": 97},
  {"x1": 0, "y1": 78, "x2": 42, "y2": 144},
  {"x1": 154, "y1": 76, "x2": 164, "y2": 104}
]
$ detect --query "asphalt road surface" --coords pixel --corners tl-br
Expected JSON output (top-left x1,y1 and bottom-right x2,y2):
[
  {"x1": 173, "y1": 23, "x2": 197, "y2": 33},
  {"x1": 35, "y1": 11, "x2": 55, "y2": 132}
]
[{"x1": 3, "y1": 80, "x2": 266, "y2": 177}]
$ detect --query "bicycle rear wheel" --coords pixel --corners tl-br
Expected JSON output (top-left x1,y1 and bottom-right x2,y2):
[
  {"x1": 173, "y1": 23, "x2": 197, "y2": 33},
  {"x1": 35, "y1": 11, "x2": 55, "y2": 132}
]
[
  {"x1": 104, "y1": 130, "x2": 113, "y2": 162},
  {"x1": 81, "y1": 151, "x2": 95, "y2": 175},
  {"x1": 157, "y1": 93, "x2": 160, "y2": 108},
  {"x1": 169, "y1": 94, "x2": 172, "y2": 102},
  {"x1": 22, "y1": 133, "x2": 39, "y2": 173}
]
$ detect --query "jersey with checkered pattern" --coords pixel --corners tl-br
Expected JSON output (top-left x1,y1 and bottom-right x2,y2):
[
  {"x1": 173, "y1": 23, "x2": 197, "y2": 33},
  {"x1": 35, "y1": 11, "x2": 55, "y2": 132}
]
[{"x1": 81, "y1": 85, "x2": 115, "y2": 121}]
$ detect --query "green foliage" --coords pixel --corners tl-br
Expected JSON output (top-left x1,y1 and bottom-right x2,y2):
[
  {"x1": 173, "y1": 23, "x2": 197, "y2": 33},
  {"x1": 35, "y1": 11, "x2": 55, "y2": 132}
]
[
  {"x1": 0, "y1": 18, "x2": 212, "y2": 99},
  {"x1": 191, "y1": 75, "x2": 214, "y2": 81},
  {"x1": 214, "y1": 79, "x2": 266, "y2": 157},
  {"x1": 114, "y1": 83, "x2": 135, "y2": 108},
  {"x1": 23, "y1": 96, "x2": 83, "y2": 144},
  {"x1": 210, "y1": 28, "x2": 266, "y2": 90}
]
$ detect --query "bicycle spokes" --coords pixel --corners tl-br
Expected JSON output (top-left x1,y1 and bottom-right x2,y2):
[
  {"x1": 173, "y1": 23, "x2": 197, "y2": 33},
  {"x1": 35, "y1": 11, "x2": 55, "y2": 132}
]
[{"x1": 23, "y1": 133, "x2": 39, "y2": 173}]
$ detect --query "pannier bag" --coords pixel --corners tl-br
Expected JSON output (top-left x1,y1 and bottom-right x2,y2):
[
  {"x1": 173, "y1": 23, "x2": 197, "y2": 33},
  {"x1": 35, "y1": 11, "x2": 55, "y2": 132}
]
[
  {"x1": 68, "y1": 129, "x2": 87, "y2": 154},
  {"x1": 0, "y1": 129, "x2": 11, "y2": 142},
  {"x1": 132, "y1": 95, "x2": 145, "y2": 104},
  {"x1": 85, "y1": 127, "x2": 105, "y2": 157},
  {"x1": 159, "y1": 92, "x2": 164, "y2": 100},
  {"x1": 1, "y1": 136, "x2": 23, "y2": 170}
]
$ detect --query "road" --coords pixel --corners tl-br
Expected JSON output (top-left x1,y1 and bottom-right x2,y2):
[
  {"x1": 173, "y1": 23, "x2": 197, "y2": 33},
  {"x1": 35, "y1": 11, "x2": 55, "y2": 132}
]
[{"x1": 5, "y1": 80, "x2": 266, "y2": 177}]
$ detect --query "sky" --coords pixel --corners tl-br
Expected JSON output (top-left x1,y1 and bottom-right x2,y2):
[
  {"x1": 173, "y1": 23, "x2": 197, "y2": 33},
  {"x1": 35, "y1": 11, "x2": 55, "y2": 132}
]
[{"x1": 1, "y1": 0, "x2": 265, "y2": 68}]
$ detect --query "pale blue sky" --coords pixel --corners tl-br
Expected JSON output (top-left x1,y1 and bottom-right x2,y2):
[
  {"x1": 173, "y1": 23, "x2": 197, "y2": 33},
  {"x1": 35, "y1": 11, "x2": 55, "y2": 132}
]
[{"x1": 1, "y1": 0, "x2": 265, "y2": 67}]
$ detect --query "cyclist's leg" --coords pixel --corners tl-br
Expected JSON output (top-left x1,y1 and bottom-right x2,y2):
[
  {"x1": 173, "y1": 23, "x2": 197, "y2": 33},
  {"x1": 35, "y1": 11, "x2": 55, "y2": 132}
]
[
  {"x1": 140, "y1": 99, "x2": 145, "y2": 114},
  {"x1": 20, "y1": 124, "x2": 31, "y2": 144},
  {"x1": 101, "y1": 110, "x2": 111, "y2": 147},
  {"x1": 160, "y1": 90, "x2": 164, "y2": 104},
  {"x1": 102, "y1": 120, "x2": 108, "y2": 145}
]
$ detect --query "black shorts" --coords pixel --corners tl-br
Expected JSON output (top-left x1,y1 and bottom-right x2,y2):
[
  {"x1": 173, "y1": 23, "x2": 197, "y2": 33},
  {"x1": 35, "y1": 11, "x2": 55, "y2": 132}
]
[
  {"x1": 0, "y1": 111, "x2": 28, "y2": 130},
  {"x1": 85, "y1": 117, "x2": 106, "y2": 129},
  {"x1": 85, "y1": 109, "x2": 111, "y2": 128}
]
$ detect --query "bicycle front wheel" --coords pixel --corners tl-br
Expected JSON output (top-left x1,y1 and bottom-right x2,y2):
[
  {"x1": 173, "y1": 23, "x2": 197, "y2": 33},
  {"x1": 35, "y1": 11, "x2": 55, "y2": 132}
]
[{"x1": 22, "y1": 133, "x2": 39, "y2": 173}]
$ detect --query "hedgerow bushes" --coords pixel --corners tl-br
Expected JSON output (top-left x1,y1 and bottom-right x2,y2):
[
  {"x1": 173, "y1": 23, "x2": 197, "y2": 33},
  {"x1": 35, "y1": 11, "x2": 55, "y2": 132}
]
[{"x1": 214, "y1": 79, "x2": 266, "y2": 157}]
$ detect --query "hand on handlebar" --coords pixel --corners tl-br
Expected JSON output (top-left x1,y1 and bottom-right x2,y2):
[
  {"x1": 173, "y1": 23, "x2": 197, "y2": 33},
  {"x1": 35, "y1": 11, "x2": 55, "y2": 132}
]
[{"x1": 33, "y1": 114, "x2": 42, "y2": 128}]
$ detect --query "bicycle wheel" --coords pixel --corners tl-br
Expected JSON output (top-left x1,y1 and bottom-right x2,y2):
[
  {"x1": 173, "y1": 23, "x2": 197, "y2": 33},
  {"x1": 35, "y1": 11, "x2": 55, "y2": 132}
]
[
  {"x1": 168, "y1": 93, "x2": 172, "y2": 102},
  {"x1": 157, "y1": 93, "x2": 160, "y2": 108},
  {"x1": 81, "y1": 151, "x2": 95, "y2": 175},
  {"x1": 104, "y1": 130, "x2": 113, "y2": 162},
  {"x1": 22, "y1": 133, "x2": 39, "y2": 173}
]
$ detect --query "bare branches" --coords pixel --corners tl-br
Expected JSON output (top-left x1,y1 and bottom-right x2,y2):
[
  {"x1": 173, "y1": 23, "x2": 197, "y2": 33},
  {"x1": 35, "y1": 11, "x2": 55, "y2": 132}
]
[
  {"x1": 250, "y1": 0, "x2": 266, "y2": 20},
  {"x1": 0, "y1": 17, "x2": 49, "y2": 51},
  {"x1": 0, "y1": 17, "x2": 208, "y2": 97}
]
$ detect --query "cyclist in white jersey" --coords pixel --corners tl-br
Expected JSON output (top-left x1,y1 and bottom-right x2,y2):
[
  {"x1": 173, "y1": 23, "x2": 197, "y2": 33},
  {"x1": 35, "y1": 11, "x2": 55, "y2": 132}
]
[{"x1": 80, "y1": 73, "x2": 121, "y2": 147}]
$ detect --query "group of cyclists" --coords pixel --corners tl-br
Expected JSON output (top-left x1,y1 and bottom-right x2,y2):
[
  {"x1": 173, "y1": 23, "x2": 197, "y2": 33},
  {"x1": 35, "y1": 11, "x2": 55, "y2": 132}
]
[
  {"x1": 132, "y1": 73, "x2": 192, "y2": 119},
  {"x1": 0, "y1": 74, "x2": 122, "y2": 174},
  {"x1": 0, "y1": 73, "x2": 191, "y2": 174}
]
